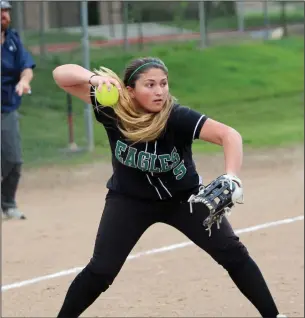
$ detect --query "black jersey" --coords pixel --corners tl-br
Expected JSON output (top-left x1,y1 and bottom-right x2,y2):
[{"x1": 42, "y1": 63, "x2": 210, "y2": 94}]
[{"x1": 90, "y1": 87, "x2": 208, "y2": 201}]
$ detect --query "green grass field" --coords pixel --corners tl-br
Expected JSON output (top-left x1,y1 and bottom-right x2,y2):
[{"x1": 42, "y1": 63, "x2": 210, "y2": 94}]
[{"x1": 19, "y1": 36, "x2": 304, "y2": 167}]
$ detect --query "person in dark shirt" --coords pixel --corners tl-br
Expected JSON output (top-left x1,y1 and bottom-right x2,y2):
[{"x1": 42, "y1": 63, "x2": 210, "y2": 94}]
[
  {"x1": 52, "y1": 58, "x2": 285, "y2": 317},
  {"x1": 1, "y1": 0, "x2": 36, "y2": 220}
]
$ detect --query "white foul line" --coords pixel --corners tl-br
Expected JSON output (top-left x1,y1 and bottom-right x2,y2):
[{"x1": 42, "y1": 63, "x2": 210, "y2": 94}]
[{"x1": 2, "y1": 215, "x2": 303, "y2": 292}]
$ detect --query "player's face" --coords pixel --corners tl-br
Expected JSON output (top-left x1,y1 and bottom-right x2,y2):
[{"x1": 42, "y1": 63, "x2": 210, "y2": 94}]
[
  {"x1": 130, "y1": 68, "x2": 169, "y2": 113},
  {"x1": 1, "y1": 9, "x2": 11, "y2": 31}
]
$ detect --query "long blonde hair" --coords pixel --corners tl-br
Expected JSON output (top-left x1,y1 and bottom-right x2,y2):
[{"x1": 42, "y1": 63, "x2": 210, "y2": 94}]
[{"x1": 93, "y1": 57, "x2": 175, "y2": 143}]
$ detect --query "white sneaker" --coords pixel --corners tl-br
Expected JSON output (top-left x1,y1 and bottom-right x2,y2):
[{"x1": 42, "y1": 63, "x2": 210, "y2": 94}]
[
  {"x1": 277, "y1": 315, "x2": 287, "y2": 318},
  {"x1": 3, "y1": 208, "x2": 26, "y2": 220}
]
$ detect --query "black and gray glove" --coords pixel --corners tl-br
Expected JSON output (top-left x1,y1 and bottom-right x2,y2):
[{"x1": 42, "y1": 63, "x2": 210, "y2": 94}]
[{"x1": 188, "y1": 174, "x2": 244, "y2": 236}]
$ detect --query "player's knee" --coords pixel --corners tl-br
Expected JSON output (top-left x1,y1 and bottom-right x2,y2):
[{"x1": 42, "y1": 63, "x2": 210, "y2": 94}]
[
  {"x1": 2, "y1": 161, "x2": 22, "y2": 179},
  {"x1": 214, "y1": 241, "x2": 250, "y2": 272},
  {"x1": 83, "y1": 264, "x2": 114, "y2": 293},
  {"x1": 86, "y1": 260, "x2": 116, "y2": 292},
  {"x1": 94, "y1": 272, "x2": 113, "y2": 293},
  {"x1": 13, "y1": 163, "x2": 22, "y2": 175},
  {"x1": 9, "y1": 163, "x2": 22, "y2": 182}
]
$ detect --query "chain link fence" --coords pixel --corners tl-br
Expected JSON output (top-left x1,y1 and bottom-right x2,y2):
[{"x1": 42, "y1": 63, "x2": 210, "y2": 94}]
[
  {"x1": 7, "y1": 1, "x2": 304, "y2": 164},
  {"x1": 11, "y1": 1, "x2": 304, "y2": 61}
]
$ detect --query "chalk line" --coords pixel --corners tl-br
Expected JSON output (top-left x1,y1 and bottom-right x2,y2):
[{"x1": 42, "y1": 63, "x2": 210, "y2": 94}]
[{"x1": 2, "y1": 215, "x2": 303, "y2": 292}]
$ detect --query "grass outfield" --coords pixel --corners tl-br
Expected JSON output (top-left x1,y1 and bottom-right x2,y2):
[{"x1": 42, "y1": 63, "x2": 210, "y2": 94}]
[{"x1": 19, "y1": 37, "x2": 304, "y2": 167}]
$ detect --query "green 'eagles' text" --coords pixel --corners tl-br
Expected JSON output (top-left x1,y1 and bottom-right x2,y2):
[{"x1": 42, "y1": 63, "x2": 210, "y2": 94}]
[{"x1": 115, "y1": 140, "x2": 187, "y2": 180}]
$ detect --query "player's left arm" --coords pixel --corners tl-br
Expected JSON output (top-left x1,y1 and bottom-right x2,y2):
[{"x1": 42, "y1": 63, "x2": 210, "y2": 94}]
[
  {"x1": 188, "y1": 119, "x2": 244, "y2": 234},
  {"x1": 199, "y1": 118, "x2": 243, "y2": 177}
]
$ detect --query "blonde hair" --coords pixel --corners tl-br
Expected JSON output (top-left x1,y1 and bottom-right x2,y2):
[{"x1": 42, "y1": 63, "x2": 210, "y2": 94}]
[{"x1": 93, "y1": 58, "x2": 175, "y2": 143}]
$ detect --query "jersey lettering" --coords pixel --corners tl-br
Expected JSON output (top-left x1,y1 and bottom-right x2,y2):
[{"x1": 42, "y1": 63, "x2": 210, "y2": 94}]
[
  {"x1": 171, "y1": 147, "x2": 180, "y2": 169},
  {"x1": 137, "y1": 151, "x2": 150, "y2": 171},
  {"x1": 173, "y1": 160, "x2": 187, "y2": 180},
  {"x1": 158, "y1": 154, "x2": 172, "y2": 172},
  {"x1": 115, "y1": 140, "x2": 128, "y2": 163},
  {"x1": 149, "y1": 154, "x2": 161, "y2": 173},
  {"x1": 124, "y1": 146, "x2": 138, "y2": 168},
  {"x1": 114, "y1": 140, "x2": 187, "y2": 180}
]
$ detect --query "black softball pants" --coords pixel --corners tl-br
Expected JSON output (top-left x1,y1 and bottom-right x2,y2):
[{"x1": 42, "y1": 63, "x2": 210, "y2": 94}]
[{"x1": 57, "y1": 190, "x2": 279, "y2": 317}]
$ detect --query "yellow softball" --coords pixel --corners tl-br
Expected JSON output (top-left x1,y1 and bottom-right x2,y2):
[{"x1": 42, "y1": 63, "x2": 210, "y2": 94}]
[{"x1": 95, "y1": 84, "x2": 119, "y2": 106}]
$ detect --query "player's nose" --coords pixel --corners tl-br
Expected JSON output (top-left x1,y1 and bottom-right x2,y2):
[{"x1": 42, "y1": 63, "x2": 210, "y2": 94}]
[{"x1": 154, "y1": 86, "x2": 163, "y2": 95}]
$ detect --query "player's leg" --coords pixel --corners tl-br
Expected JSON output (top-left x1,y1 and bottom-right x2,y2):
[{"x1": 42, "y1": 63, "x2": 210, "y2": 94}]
[
  {"x1": 162, "y1": 201, "x2": 280, "y2": 317},
  {"x1": 1, "y1": 111, "x2": 24, "y2": 219},
  {"x1": 57, "y1": 191, "x2": 157, "y2": 318}
]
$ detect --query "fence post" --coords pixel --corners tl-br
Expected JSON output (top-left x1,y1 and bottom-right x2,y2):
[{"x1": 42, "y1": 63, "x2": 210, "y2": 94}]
[
  {"x1": 280, "y1": 1, "x2": 288, "y2": 37},
  {"x1": 263, "y1": 1, "x2": 270, "y2": 40},
  {"x1": 123, "y1": 1, "x2": 129, "y2": 51},
  {"x1": 81, "y1": 0, "x2": 95, "y2": 152},
  {"x1": 66, "y1": 93, "x2": 78, "y2": 150},
  {"x1": 237, "y1": 1, "x2": 245, "y2": 32},
  {"x1": 15, "y1": 1, "x2": 24, "y2": 42},
  {"x1": 39, "y1": 2, "x2": 46, "y2": 61},
  {"x1": 199, "y1": 1, "x2": 207, "y2": 49}
]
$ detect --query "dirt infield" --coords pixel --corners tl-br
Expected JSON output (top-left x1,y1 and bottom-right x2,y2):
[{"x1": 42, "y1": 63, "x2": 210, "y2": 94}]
[{"x1": 2, "y1": 145, "x2": 304, "y2": 317}]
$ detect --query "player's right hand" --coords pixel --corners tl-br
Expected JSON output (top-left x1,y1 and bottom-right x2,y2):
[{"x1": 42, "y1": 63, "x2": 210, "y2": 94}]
[
  {"x1": 90, "y1": 75, "x2": 121, "y2": 92},
  {"x1": 15, "y1": 79, "x2": 31, "y2": 96}
]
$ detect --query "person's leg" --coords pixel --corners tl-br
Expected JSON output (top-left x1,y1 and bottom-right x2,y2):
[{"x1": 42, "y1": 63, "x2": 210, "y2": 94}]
[
  {"x1": 57, "y1": 191, "x2": 157, "y2": 318},
  {"x1": 1, "y1": 160, "x2": 22, "y2": 209},
  {"x1": 162, "y1": 201, "x2": 280, "y2": 317},
  {"x1": 1, "y1": 111, "x2": 24, "y2": 218}
]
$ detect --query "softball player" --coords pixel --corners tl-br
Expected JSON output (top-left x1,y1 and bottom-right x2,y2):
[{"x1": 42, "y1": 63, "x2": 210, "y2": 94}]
[{"x1": 52, "y1": 58, "x2": 286, "y2": 317}]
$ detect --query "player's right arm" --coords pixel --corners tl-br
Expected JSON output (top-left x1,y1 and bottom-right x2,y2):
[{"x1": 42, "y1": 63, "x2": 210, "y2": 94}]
[{"x1": 52, "y1": 64, "x2": 121, "y2": 104}]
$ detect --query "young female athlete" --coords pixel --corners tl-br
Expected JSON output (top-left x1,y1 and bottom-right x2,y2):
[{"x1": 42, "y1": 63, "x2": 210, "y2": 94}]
[{"x1": 52, "y1": 57, "x2": 286, "y2": 318}]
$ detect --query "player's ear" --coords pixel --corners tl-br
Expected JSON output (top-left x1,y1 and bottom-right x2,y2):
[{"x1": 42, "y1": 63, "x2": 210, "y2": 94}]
[{"x1": 126, "y1": 86, "x2": 135, "y2": 99}]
